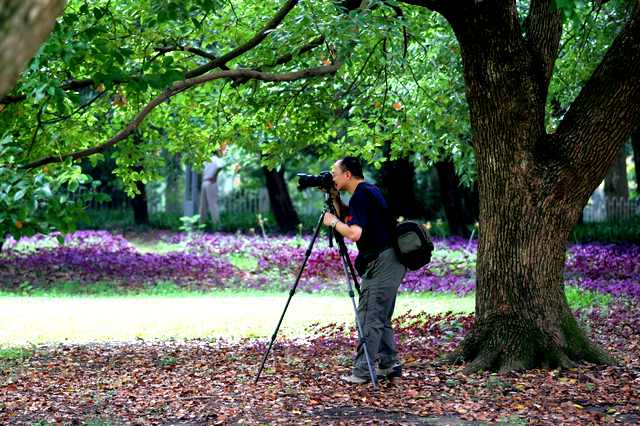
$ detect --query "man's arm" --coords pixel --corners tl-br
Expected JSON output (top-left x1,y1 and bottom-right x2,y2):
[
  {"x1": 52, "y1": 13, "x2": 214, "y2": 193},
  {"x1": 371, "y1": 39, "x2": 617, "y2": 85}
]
[
  {"x1": 212, "y1": 163, "x2": 229, "y2": 181},
  {"x1": 322, "y1": 212, "x2": 362, "y2": 242}
]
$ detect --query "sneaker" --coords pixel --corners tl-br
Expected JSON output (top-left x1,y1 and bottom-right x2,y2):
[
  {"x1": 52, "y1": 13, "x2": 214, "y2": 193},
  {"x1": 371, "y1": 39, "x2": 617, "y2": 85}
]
[
  {"x1": 376, "y1": 363, "x2": 402, "y2": 379},
  {"x1": 340, "y1": 373, "x2": 369, "y2": 384}
]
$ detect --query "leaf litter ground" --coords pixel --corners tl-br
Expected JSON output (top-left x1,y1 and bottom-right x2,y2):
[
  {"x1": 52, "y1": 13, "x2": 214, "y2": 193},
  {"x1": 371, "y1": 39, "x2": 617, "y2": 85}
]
[{"x1": 1, "y1": 301, "x2": 638, "y2": 425}]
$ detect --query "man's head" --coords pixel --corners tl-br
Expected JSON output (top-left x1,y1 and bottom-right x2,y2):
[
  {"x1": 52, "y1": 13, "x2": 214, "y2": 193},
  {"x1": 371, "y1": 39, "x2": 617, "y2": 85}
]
[
  {"x1": 332, "y1": 156, "x2": 364, "y2": 192},
  {"x1": 217, "y1": 141, "x2": 228, "y2": 157}
]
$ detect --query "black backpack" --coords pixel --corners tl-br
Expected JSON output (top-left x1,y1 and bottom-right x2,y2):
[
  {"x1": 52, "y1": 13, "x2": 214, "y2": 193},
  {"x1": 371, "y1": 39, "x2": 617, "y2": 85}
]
[{"x1": 392, "y1": 220, "x2": 434, "y2": 271}]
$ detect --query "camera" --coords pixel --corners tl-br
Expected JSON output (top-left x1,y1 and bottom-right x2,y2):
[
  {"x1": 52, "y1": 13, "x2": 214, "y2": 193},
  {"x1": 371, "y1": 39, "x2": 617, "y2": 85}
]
[{"x1": 296, "y1": 171, "x2": 335, "y2": 191}]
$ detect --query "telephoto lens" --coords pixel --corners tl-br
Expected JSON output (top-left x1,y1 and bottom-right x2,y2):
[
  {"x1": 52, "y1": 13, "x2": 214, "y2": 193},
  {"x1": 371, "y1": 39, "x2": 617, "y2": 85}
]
[{"x1": 296, "y1": 171, "x2": 334, "y2": 191}]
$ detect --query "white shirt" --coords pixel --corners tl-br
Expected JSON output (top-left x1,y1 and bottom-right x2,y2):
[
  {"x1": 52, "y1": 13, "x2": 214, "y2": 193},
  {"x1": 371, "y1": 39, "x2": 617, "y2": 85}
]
[{"x1": 203, "y1": 156, "x2": 223, "y2": 181}]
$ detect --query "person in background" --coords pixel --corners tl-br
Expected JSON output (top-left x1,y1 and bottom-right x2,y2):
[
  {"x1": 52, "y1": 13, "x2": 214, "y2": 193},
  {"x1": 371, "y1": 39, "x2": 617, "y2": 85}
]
[{"x1": 199, "y1": 143, "x2": 228, "y2": 225}]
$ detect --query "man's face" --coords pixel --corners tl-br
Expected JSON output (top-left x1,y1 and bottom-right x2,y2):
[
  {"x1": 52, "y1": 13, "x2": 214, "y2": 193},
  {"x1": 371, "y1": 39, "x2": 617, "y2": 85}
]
[{"x1": 331, "y1": 161, "x2": 350, "y2": 191}]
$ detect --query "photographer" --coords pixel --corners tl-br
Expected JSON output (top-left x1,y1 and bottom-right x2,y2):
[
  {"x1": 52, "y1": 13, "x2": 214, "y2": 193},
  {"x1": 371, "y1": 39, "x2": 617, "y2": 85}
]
[{"x1": 322, "y1": 156, "x2": 407, "y2": 384}]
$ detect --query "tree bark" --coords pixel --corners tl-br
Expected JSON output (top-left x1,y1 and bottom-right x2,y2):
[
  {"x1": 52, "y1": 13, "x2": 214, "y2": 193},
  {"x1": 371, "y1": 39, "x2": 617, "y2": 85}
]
[
  {"x1": 375, "y1": 155, "x2": 424, "y2": 220},
  {"x1": 164, "y1": 153, "x2": 182, "y2": 215},
  {"x1": 632, "y1": 127, "x2": 640, "y2": 196},
  {"x1": 263, "y1": 166, "x2": 299, "y2": 233},
  {"x1": 131, "y1": 180, "x2": 149, "y2": 226},
  {"x1": 0, "y1": 0, "x2": 65, "y2": 98},
  {"x1": 434, "y1": 160, "x2": 478, "y2": 237},
  {"x1": 604, "y1": 145, "x2": 630, "y2": 201},
  {"x1": 604, "y1": 145, "x2": 630, "y2": 220},
  {"x1": 410, "y1": 0, "x2": 640, "y2": 372},
  {"x1": 131, "y1": 132, "x2": 149, "y2": 226}
]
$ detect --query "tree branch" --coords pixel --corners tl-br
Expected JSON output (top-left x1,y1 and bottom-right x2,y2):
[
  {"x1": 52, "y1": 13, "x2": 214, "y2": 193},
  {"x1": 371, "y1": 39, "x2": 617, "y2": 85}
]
[
  {"x1": 553, "y1": 8, "x2": 640, "y2": 196},
  {"x1": 230, "y1": 35, "x2": 326, "y2": 87},
  {"x1": 184, "y1": 0, "x2": 299, "y2": 79},
  {"x1": 270, "y1": 35, "x2": 325, "y2": 67},
  {"x1": 41, "y1": 90, "x2": 107, "y2": 125},
  {"x1": 154, "y1": 45, "x2": 219, "y2": 61},
  {"x1": 524, "y1": 0, "x2": 563, "y2": 93},
  {"x1": 1, "y1": 0, "x2": 299, "y2": 105},
  {"x1": 22, "y1": 63, "x2": 340, "y2": 170}
]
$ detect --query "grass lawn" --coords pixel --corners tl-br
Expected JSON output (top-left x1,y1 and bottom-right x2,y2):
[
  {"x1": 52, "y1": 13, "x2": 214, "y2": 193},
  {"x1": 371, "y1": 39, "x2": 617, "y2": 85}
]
[{"x1": 0, "y1": 291, "x2": 475, "y2": 345}]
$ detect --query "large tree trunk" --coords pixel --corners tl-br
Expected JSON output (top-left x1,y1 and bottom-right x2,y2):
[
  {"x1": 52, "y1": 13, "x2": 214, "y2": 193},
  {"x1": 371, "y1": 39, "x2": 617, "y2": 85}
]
[
  {"x1": 434, "y1": 160, "x2": 479, "y2": 237},
  {"x1": 131, "y1": 132, "x2": 149, "y2": 225},
  {"x1": 604, "y1": 145, "x2": 630, "y2": 220},
  {"x1": 0, "y1": 0, "x2": 65, "y2": 98},
  {"x1": 164, "y1": 153, "x2": 182, "y2": 215},
  {"x1": 263, "y1": 166, "x2": 299, "y2": 233},
  {"x1": 420, "y1": 0, "x2": 640, "y2": 372},
  {"x1": 632, "y1": 127, "x2": 640, "y2": 195},
  {"x1": 131, "y1": 180, "x2": 149, "y2": 226},
  {"x1": 376, "y1": 156, "x2": 424, "y2": 220}
]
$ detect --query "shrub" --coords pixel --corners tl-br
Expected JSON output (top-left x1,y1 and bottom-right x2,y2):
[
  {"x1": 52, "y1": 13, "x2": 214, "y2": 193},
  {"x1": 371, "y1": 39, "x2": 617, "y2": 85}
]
[{"x1": 570, "y1": 216, "x2": 640, "y2": 243}]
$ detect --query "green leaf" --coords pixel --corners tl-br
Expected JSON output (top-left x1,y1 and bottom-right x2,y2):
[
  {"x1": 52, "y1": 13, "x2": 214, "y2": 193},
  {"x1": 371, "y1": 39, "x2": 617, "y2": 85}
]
[{"x1": 13, "y1": 189, "x2": 26, "y2": 202}]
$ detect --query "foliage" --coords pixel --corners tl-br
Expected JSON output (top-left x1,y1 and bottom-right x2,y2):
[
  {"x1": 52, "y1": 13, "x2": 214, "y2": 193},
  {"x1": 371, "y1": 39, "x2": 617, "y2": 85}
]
[
  {"x1": 178, "y1": 214, "x2": 205, "y2": 234},
  {"x1": 0, "y1": 346, "x2": 34, "y2": 363},
  {"x1": 548, "y1": 0, "x2": 634, "y2": 130},
  {"x1": 0, "y1": 231, "x2": 234, "y2": 291},
  {"x1": 1, "y1": 0, "x2": 635, "y2": 239},
  {"x1": 0, "y1": 0, "x2": 475, "y2": 229},
  {"x1": 0, "y1": 135, "x2": 102, "y2": 243},
  {"x1": 565, "y1": 285, "x2": 613, "y2": 311},
  {"x1": 570, "y1": 216, "x2": 640, "y2": 244}
]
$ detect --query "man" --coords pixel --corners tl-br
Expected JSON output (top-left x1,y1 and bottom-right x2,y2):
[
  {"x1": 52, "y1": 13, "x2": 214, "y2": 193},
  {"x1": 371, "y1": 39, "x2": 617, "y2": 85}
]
[
  {"x1": 323, "y1": 156, "x2": 407, "y2": 384},
  {"x1": 199, "y1": 144, "x2": 228, "y2": 225}
]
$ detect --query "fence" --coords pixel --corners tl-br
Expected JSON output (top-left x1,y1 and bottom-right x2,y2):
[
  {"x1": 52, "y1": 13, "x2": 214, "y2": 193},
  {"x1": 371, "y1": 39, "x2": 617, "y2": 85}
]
[
  {"x1": 219, "y1": 188, "x2": 270, "y2": 215},
  {"x1": 583, "y1": 197, "x2": 640, "y2": 223}
]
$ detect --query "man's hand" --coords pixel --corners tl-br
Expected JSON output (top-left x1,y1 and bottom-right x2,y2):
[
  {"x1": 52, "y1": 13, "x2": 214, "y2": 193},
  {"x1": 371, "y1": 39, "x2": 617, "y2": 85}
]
[
  {"x1": 320, "y1": 186, "x2": 339, "y2": 199},
  {"x1": 323, "y1": 212, "x2": 338, "y2": 228},
  {"x1": 324, "y1": 212, "x2": 362, "y2": 241},
  {"x1": 328, "y1": 186, "x2": 339, "y2": 199}
]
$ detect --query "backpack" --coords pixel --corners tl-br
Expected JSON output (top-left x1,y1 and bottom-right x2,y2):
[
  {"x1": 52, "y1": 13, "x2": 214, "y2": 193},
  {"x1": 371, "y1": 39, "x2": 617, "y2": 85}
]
[
  {"x1": 392, "y1": 220, "x2": 434, "y2": 271},
  {"x1": 361, "y1": 185, "x2": 434, "y2": 271}
]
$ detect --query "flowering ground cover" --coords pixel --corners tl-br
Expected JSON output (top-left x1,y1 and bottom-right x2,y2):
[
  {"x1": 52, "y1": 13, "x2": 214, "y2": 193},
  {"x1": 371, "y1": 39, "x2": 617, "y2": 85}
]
[
  {"x1": 1, "y1": 230, "x2": 639, "y2": 423},
  {"x1": 1, "y1": 230, "x2": 638, "y2": 300}
]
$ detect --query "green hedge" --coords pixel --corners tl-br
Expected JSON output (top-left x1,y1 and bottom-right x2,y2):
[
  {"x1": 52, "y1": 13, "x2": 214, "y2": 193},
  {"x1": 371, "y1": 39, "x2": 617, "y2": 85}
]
[
  {"x1": 79, "y1": 208, "x2": 296, "y2": 235},
  {"x1": 570, "y1": 216, "x2": 640, "y2": 244},
  {"x1": 78, "y1": 208, "x2": 640, "y2": 243}
]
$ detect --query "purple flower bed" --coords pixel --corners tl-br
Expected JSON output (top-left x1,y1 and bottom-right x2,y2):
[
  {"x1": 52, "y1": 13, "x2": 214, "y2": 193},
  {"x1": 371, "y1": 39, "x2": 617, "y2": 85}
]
[
  {"x1": 1, "y1": 231, "x2": 638, "y2": 299},
  {"x1": 565, "y1": 243, "x2": 640, "y2": 298},
  {"x1": 0, "y1": 231, "x2": 234, "y2": 290}
]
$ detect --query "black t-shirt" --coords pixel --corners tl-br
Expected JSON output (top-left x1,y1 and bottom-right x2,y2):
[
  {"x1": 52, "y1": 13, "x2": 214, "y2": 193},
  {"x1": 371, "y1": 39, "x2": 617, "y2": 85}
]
[{"x1": 346, "y1": 182, "x2": 393, "y2": 256}]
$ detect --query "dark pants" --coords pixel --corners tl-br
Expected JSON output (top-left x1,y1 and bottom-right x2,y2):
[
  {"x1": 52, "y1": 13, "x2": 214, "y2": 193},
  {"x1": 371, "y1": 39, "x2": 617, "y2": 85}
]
[{"x1": 353, "y1": 248, "x2": 406, "y2": 377}]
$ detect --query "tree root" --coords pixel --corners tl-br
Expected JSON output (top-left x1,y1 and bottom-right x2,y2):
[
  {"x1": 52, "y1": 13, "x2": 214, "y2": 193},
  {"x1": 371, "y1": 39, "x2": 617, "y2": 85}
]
[{"x1": 440, "y1": 312, "x2": 615, "y2": 374}]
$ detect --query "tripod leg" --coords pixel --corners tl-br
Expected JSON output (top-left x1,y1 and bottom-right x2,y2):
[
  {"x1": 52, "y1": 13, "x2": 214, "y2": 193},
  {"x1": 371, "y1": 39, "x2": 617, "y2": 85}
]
[
  {"x1": 254, "y1": 209, "x2": 326, "y2": 384},
  {"x1": 337, "y1": 246, "x2": 379, "y2": 389}
]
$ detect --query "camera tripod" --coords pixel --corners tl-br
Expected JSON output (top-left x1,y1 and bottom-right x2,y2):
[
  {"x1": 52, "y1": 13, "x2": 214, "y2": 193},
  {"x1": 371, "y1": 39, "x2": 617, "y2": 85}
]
[{"x1": 254, "y1": 195, "x2": 379, "y2": 389}]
